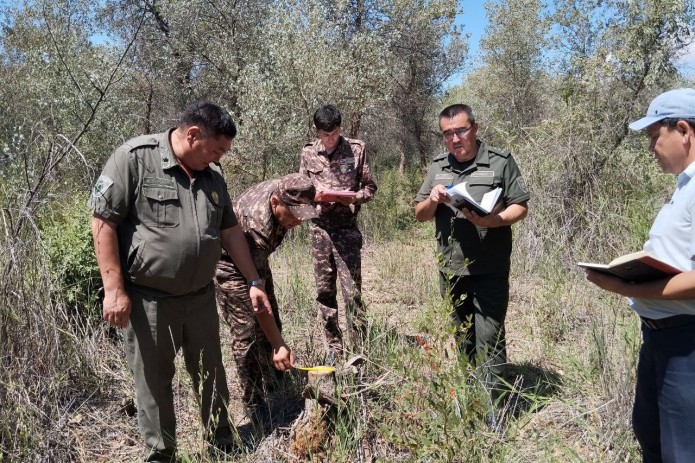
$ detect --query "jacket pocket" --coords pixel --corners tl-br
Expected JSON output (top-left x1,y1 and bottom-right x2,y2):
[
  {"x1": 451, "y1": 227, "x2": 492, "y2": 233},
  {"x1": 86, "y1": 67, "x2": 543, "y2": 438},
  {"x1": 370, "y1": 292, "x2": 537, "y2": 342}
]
[{"x1": 141, "y1": 186, "x2": 180, "y2": 228}]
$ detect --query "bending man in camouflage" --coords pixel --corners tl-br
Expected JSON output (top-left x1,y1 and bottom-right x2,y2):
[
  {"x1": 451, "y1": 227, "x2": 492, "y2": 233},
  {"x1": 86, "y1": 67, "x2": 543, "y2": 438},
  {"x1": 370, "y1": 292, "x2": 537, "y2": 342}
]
[
  {"x1": 216, "y1": 173, "x2": 318, "y2": 422},
  {"x1": 299, "y1": 104, "x2": 377, "y2": 361}
]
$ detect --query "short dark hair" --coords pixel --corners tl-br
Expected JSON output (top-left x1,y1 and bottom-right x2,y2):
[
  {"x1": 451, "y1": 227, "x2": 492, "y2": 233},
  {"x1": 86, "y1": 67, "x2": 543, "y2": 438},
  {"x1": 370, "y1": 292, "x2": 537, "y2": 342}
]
[
  {"x1": 179, "y1": 101, "x2": 237, "y2": 139},
  {"x1": 313, "y1": 104, "x2": 342, "y2": 132},
  {"x1": 661, "y1": 118, "x2": 695, "y2": 132},
  {"x1": 439, "y1": 104, "x2": 476, "y2": 126}
]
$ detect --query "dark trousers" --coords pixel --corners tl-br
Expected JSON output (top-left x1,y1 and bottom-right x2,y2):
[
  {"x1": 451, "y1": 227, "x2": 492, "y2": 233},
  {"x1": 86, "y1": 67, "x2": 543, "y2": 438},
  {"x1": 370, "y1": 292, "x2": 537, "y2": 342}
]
[
  {"x1": 440, "y1": 272, "x2": 509, "y2": 393},
  {"x1": 633, "y1": 322, "x2": 695, "y2": 463},
  {"x1": 124, "y1": 283, "x2": 231, "y2": 459}
]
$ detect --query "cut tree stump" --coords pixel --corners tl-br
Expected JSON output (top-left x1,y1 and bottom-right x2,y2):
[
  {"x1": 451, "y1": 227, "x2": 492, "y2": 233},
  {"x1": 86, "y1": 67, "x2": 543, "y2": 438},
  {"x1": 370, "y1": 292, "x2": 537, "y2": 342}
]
[{"x1": 289, "y1": 368, "x2": 336, "y2": 460}]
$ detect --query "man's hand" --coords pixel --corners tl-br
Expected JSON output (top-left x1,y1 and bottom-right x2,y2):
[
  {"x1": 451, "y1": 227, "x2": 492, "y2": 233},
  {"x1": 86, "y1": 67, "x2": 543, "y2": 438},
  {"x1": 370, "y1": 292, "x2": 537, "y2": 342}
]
[
  {"x1": 585, "y1": 269, "x2": 631, "y2": 296},
  {"x1": 460, "y1": 208, "x2": 504, "y2": 227},
  {"x1": 272, "y1": 344, "x2": 294, "y2": 371},
  {"x1": 103, "y1": 288, "x2": 132, "y2": 328},
  {"x1": 249, "y1": 285, "x2": 272, "y2": 315},
  {"x1": 429, "y1": 184, "x2": 450, "y2": 204},
  {"x1": 336, "y1": 195, "x2": 357, "y2": 206}
]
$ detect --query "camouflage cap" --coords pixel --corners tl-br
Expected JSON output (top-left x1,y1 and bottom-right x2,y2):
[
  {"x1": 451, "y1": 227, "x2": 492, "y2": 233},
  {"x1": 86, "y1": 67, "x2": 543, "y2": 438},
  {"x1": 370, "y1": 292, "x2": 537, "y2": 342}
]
[{"x1": 276, "y1": 173, "x2": 319, "y2": 220}]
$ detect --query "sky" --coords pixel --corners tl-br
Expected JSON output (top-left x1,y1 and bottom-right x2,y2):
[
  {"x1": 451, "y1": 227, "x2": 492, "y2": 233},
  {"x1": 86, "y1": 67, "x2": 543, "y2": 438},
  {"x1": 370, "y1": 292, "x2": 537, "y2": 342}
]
[
  {"x1": 444, "y1": 2, "x2": 487, "y2": 88},
  {"x1": 454, "y1": 2, "x2": 695, "y2": 83},
  {"x1": 458, "y1": 2, "x2": 487, "y2": 67}
]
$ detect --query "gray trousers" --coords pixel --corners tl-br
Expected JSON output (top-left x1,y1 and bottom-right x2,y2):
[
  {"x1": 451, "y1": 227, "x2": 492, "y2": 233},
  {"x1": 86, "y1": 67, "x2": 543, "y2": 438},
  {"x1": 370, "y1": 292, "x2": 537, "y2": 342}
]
[{"x1": 124, "y1": 283, "x2": 231, "y2": 457}]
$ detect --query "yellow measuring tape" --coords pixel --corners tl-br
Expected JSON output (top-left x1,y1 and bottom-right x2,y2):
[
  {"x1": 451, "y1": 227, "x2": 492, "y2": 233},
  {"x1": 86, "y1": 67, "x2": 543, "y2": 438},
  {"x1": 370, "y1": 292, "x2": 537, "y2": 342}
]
[{"x1": 293, "y1": 365, "x2": 336, "y2": 373}]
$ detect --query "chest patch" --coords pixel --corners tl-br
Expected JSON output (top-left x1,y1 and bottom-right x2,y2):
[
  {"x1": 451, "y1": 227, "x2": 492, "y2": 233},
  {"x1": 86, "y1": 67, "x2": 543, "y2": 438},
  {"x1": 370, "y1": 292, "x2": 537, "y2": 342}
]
[
  {"x1": 143, "y1": 177, "x2": 176, "y2": 189},
  {"x1": 338, "y1": 158, "x2": 354, "y2": 173}
]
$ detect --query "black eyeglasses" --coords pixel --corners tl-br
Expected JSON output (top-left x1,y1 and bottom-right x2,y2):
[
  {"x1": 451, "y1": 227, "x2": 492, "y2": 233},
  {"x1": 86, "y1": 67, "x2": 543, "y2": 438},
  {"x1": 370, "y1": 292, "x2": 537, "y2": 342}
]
[{"x1": 442, "y1": 126, "x2": 473, "y2": 140}]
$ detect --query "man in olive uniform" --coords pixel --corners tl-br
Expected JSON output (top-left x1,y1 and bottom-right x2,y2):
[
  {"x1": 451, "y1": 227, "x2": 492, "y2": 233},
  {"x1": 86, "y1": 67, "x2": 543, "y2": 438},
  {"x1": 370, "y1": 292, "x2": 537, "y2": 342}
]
[
  {"x1": 215, "y1": 173, "x2": 319, "y2": 424},
  {"x1": 89, "y1": 101, "x2": 271, "y2": 462},
  {"x1": 414, "y1": 103, "x2": 529, "y2": 405},
  {"x1": 299, "y1": 104, "x2": 377, "y2": 361}
]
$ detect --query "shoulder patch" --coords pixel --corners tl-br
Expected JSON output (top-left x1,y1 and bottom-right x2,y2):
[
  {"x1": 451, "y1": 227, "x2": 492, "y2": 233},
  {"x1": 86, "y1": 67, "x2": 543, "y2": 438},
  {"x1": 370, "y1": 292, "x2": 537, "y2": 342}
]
[{"x1": 92, "y1": 175, "x2": 114, "y2": 198}]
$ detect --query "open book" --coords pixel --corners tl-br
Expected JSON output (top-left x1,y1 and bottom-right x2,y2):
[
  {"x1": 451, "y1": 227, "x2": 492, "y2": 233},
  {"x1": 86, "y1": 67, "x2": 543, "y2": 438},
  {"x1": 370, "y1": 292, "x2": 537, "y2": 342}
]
[
  {"x1": 577, "y1": 250, "x2": 681, "y2": 283},
  {"x1": 447, "y1": 182, "x2": 502, "y2": 216},
  {"x1": 315, "y1": 190, "x2": 357, "y2": 203}
]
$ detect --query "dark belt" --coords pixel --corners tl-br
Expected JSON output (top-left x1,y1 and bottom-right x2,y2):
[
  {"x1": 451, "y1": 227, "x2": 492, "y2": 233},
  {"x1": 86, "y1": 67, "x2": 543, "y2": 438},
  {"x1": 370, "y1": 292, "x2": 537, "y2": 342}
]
[{"x1": 640, "y1": 314, "x2": 695, "y2": 330}]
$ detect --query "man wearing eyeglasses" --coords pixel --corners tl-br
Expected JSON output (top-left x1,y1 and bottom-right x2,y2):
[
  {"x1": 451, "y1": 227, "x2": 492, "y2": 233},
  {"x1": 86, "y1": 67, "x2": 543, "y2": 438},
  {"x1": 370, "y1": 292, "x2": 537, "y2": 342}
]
[{"x1": 414, "y1": 104, "x2": 529, "y2": 420}]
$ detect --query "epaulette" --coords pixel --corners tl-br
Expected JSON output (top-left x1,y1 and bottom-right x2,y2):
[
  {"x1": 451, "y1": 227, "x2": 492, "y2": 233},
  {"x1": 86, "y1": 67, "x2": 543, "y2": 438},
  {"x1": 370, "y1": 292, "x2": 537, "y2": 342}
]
[
  {"x1": 304, "y1": 140, "x2": 318, "y2": 149},
  {"x1": 347, "y1": 137, "x2": 365, "y2": 146},
  {"x1": 123, "y1": 134, "x2": 160, "y2": 152},
  {"x1": 432, "y1": 152, "x2": 448, "y2": 162},
  {"x1": 487, "y1": 146, "x2": 511, "y2": 158}
]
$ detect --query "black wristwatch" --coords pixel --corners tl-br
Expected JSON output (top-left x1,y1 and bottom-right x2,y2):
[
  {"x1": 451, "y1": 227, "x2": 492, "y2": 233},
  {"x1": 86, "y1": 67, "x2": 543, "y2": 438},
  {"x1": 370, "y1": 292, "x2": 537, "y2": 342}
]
[{"x1": 248, "y1": 279, "x2": 263, "y2": 288}]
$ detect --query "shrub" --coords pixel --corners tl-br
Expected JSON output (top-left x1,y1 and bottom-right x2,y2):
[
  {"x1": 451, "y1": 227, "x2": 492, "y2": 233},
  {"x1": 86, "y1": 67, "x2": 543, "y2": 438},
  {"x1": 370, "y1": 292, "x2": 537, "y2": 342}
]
[{"x1": 42, "y1": 195, "x2": 101, "y2": 325}]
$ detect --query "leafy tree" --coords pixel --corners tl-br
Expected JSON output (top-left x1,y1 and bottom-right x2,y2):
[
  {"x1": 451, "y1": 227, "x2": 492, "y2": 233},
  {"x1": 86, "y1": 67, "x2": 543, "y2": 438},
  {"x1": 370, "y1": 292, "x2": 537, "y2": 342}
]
[
  {"x1": 478, "y1": 0, "x2": 549, "y2": 138},
  {"x1": 384, "y1": 0, "x2": 467, "y2": 170}
]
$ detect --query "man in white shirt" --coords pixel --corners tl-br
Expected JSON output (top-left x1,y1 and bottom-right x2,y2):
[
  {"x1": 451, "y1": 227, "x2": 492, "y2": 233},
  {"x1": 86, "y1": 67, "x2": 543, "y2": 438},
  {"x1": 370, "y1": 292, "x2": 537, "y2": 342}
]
[{"x1": 586, "y1": 88, "x2": 695, "y2": 463}]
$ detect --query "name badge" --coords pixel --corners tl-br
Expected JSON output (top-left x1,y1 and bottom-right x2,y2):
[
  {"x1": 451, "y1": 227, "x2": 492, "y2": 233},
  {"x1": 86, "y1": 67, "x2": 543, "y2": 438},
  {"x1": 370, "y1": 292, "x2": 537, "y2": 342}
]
[{"x1": 143, "y1": 177, "x2": 176, "y2": 189}]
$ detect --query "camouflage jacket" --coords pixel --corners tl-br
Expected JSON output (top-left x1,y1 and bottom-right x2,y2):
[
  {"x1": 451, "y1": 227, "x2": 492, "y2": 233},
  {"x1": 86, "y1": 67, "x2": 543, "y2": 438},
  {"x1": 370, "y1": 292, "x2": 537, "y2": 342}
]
[
  {"x1": 299, "y1": 136, "x2": 377, "y2": 228},
  {"x1": 216, "y1": 179, "x2": 286, "y2": 280}
]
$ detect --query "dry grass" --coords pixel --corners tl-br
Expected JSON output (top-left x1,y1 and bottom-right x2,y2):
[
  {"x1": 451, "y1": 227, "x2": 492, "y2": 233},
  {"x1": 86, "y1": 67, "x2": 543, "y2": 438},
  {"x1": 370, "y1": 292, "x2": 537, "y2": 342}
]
[{"x1": 1, "y1": 194, "x2": 645, "y2": 463}]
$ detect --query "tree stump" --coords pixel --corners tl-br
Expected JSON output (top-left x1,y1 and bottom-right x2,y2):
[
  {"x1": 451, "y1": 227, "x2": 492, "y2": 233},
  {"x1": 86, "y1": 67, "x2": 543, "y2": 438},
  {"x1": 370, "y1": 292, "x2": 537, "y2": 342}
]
[{"x1": 289, "y1": 368, "x2": 336, "y2": 460}]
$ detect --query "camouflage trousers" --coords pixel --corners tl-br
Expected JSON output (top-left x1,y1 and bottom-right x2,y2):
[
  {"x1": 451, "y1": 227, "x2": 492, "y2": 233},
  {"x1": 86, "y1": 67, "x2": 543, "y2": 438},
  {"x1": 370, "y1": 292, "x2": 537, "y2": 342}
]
[
  {"x1": 309, "y1": 223, "x2": 366, "y2": 353},
  {"x1": 215, "y1": 267, "x2": 282, "y2": 410}
]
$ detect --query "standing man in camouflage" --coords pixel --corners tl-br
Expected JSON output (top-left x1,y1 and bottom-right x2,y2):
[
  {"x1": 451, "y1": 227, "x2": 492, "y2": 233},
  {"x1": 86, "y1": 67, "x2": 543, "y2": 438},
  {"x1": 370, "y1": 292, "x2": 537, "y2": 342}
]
[
  {"x1": 299, "y1": 104, "x2": 377, "y2": 362},
  {"x1": 414, "y1": 104, "x2": 529, "y2": 419},
  {"x1": 89, "y1": 101, "x2": 270, "y2": 462},
  {"x1": 216, "y1": 173, "x2": 319, "y2": 425}
]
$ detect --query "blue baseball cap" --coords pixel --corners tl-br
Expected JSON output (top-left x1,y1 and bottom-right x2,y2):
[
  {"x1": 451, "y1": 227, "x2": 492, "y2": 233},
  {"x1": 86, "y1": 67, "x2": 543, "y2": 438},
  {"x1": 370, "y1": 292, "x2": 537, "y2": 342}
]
[{"x1": 629, "y1": 88, "x2": 695, "y2": 131}]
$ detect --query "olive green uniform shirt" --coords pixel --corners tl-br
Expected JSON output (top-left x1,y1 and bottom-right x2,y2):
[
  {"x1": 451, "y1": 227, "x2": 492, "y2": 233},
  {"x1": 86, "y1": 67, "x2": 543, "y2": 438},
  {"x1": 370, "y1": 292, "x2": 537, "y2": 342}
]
[
  {"x1": 88, "y1": 130, "x2": 237, "y2": 296},
  {"x1": 415, "y1": 140, "x2": 530, "y2": 276}
]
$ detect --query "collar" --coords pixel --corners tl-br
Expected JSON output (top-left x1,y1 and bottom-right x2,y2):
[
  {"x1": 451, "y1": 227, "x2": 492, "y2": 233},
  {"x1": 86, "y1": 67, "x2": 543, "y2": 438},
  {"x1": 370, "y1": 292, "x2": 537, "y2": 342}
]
[
  {"x1": 319, "y1": 136, "x2": 345, "y2": 158},
  {"x1": 160, "y1": 129, "x2": 213, "y2": 177},
  {"x1": 677, "y1": 160, "x2": 695, "y2": 189},
  {"x1": 446, "y1": 140, "x2": 487, "y2": 173}
]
